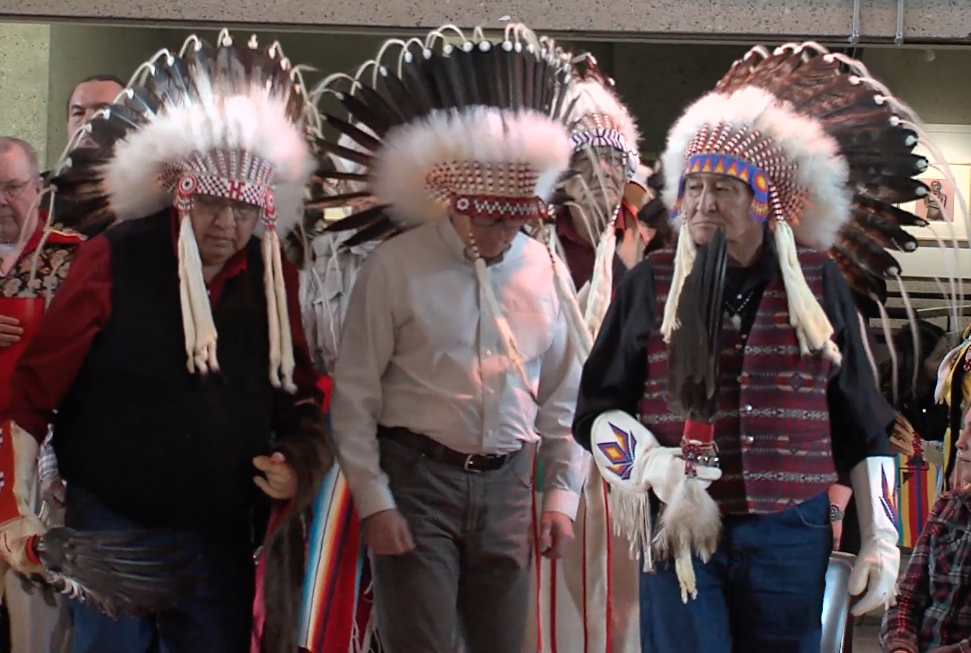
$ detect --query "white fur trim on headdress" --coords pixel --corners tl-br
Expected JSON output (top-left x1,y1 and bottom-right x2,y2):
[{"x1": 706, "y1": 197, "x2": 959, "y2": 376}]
[
  {"x1": 372, "y1": 106, "x2": 572, "y2": 229},
  {"x1": 660, "y1": 86, "x2": 850, "y2": 250},
  {"x1": 566, "y1": 79, "x2": 641, "y2": 173}
]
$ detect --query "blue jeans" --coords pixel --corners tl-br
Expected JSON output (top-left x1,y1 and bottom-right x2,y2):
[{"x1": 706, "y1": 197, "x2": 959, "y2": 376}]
[
  {"x1": 639, "y1": 492, "x2": 832, "y2": 653},
  {"x1": 64, "y1": 485, "x2": 255, "y2": 653}
]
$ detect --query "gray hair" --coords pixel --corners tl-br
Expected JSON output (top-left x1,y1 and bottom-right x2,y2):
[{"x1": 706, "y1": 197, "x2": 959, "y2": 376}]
[{"x1": 0, "y1": 137, "x2": 40, "y2": 177}]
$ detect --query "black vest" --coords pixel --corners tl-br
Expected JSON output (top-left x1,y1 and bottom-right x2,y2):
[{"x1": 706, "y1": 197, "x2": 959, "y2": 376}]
[{"x1": 54, "y1": 212, "x2": 275, "y2": 538}]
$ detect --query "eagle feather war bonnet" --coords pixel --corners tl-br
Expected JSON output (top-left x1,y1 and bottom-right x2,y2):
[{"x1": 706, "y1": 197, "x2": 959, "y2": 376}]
[
  {"x1": 47, "y1": 30, "x2": 317, "y2": 390},
  {"x1": 660, "y1": 42, "x2": 964, "y2": 371},
  {"x1": 308, "y1": 23, "x2": 594, "y2": 375}
]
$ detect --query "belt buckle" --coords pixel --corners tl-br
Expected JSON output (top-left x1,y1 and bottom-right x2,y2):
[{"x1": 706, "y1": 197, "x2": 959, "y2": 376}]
[{"x1": 463, "y1": 454, "x2": 482, "y2": 474}]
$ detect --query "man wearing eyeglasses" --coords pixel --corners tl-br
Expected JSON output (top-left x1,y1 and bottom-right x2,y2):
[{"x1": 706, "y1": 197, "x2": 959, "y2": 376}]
[{"x1": 0, "y1": 136, "x2": 85, "y2": 653}]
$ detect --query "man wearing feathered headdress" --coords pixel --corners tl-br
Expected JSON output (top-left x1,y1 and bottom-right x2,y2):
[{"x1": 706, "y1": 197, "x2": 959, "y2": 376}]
[
  {"x1": 0, "y1": 31, "x2": 332, "y2": 653},
  {"x1": 314, "y1": 24, "x2": 588, "y2": 653},
  {"x1": 571, "y1": 43, "x2": 941, "y2": 652},
  {"x1": 525, "y1": 55, "x2": 646, "y2": 653}
]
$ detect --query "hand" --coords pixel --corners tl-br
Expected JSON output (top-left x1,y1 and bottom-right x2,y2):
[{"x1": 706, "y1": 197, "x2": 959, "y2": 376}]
[
  {"x1": 0, "y1": 315, "x2": 22, "y2": 347},
  {"x1": 539, "y1": 511, "x2": 574, "y2": 560},
  {"x1": 848, "y1": 529, "x2": 900, "y2": 616},
  {"x1": 252, "y1": 453, "x2": 297, "y2": 500},
  {"x1": 0, "y1": 515, "x2": 45, "y2": 576},
  {"x1": 362, "y1": 509, "x2": 414, "y2": 556}
]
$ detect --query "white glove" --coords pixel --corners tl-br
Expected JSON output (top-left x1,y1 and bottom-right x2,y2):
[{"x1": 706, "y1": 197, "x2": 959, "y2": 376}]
[
  {"x1": 640, "y1": 446, "x2": 721, "y2": 504},
  {"x1": 848, "y1": 457, "x2": 900, "y2": 616}
]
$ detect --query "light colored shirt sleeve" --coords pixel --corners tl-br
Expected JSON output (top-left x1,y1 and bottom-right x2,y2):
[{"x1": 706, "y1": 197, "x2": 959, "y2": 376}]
[
  {"x1": 298, "y1": 267, "x2": 324, "y2": 373},
  {"x1": 330, "y1": 254, "x2": 397, "y2": 520},
  {"x1": 533, "y1": 299, "x2": 586, "y2": 520}
]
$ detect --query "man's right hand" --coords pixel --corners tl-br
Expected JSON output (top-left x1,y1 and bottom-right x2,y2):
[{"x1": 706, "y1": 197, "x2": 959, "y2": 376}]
[
  {"x1": 0, "y1": 315, "x2": 22, "y2": 347},
  {"x1": 362, "y1": 509, "x2": 415, "y2": 556}
]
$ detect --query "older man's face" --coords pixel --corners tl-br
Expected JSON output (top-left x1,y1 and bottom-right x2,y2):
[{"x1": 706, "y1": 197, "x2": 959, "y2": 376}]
[
  {"x1": 67, "y1": 80, "x2": 123, "y2": 141},
  {"x1": 0, "y1": 147, "x2": 42, "y2": 244}
]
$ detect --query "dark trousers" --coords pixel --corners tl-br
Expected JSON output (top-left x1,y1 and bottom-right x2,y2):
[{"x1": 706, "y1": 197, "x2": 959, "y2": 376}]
[
  {"x1": 640, "y1": 492, "x2": 832, "y2": 653},
  {"x1": 371, "y1": 437, "x2": 534, "y2": 653},
  {"x1": 64, "y1": 485, "x2": 255, "y2": 653}
]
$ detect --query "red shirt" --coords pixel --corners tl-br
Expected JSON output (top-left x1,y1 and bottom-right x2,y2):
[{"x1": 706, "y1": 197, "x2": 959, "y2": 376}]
[
  {"x1": 3, "y1": 213, "x2": 323, "y2": 441},
  {"x1": 0, "y1": 221, "x2": 84, "y2": 411}
]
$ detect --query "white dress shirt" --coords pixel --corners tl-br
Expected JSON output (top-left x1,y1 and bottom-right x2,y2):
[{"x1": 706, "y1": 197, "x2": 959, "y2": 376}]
[{"x1": 331, "y1": 218, "x2": 586, "y2": 521}]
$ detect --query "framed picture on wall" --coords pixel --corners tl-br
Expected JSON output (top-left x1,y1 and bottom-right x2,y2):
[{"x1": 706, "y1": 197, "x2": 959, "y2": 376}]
[
  {"x1": 891, "y1": 124, "x2": 971, "y2": 280},
  {"x1": 898, "y1": 162, "x2": 971, "y2": 243}
]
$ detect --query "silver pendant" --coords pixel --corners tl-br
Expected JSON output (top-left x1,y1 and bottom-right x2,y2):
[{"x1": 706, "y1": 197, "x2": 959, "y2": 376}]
[{"x1": 730, "y1": 314, "x2": 742, "y2": 329}]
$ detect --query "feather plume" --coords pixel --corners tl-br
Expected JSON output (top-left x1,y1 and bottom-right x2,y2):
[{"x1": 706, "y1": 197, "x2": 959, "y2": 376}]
[{"x1": 666, "y1": 228, "x2": 728, "y2": 421}]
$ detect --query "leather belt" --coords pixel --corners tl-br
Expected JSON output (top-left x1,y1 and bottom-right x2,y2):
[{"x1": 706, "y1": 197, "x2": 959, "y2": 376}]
[{"x1": 377, "y1": 426, "x2": 511, "y2": 473}]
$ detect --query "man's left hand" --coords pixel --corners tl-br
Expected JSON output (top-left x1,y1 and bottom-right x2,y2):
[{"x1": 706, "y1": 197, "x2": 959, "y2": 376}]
[
  {"x1": 253, "y1": 453, "x2": 297, "y2": 500},
  {"x1": 539, "y1": 511, "x2": 574, "y2": 560}
]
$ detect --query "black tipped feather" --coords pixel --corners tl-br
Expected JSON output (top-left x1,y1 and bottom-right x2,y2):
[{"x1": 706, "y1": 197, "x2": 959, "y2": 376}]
[
  {"x1": 305, "y1": 26, "x2": 575, "y2": 252},
  {"x1": 714, "y1": 43, "x2": 942, "y2": 312},
  {"x1": 667, "y1": 228, "x2": 728, "y2": 422}
]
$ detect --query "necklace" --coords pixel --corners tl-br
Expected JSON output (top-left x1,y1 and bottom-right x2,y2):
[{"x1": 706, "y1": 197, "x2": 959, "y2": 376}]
[{"x1": 724, "y1": 289, "x2": 757, "y2": 329}]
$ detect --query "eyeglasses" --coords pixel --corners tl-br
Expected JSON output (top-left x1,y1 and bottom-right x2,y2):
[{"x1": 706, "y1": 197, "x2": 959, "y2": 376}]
[
  {"x1": 0, "y1": 180, "x2": 32, "y2": 198},
  {"x1": 193, "y1": 195, "x2": 261, "y2": 222}
]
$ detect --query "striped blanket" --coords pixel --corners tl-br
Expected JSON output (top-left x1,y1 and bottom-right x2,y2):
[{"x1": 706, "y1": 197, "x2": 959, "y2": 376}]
[
  {"x1": 298, "y1": 377, "x2": 375, "y2": 653},
  {"x1": 298, "y1": 463, "x2": 374, "y2": 653}
]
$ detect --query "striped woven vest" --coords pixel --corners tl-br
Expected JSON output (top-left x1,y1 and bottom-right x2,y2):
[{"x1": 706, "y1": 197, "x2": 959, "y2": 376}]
[{"x1": 639, "y1": 248, "x2": 838, "y2": 514}]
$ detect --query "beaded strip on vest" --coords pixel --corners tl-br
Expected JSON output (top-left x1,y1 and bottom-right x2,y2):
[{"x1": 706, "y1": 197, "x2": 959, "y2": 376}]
[{"x1": 641, "y1": 249, "x2": 837, "y2": 514}]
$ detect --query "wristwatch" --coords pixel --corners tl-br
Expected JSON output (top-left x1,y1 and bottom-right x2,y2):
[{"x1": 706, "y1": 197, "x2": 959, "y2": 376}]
[{"x1": 830, "y1": 503, "x2": 845, "y2": 523}]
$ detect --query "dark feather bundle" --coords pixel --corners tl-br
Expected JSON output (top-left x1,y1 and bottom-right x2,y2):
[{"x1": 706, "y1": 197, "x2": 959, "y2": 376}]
[
  {"x1": 711, "y1": 43, "x2": 933, "y2": 305},
  {"x1": 260, "y1": 401, "x2": 334, "y2": 653},
  {"x1": 28, "y1": 526, "x2": 201, "y2": 618},
  {"x1": 49, "y1": 31, "x2": 312, "y2": 235},
  {"x1": 312, "y1": 27, "x2": 574, "y2": 249},
  {"x1": 667, "y1": 228, "x2": 728, "y2": 422}
]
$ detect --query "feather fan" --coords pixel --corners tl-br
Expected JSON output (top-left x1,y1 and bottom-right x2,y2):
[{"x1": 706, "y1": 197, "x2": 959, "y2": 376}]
[{"x1": 25, "y1": 526, "x2": 201, "y2": 618}]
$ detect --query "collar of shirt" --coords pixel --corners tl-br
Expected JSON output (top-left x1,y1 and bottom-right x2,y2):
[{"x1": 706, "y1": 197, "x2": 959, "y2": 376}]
[
  {"x1": 724, "y1": 225, "x2": 777, "y2": 295},
  {"x1": 435, "y1": 216, "x2": 522, "y2": 267}
]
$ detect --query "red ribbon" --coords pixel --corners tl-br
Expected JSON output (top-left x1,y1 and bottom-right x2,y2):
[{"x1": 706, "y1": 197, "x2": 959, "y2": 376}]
[{"x1": 25, "y1": 534, "x2": 40, "y2": 565}]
